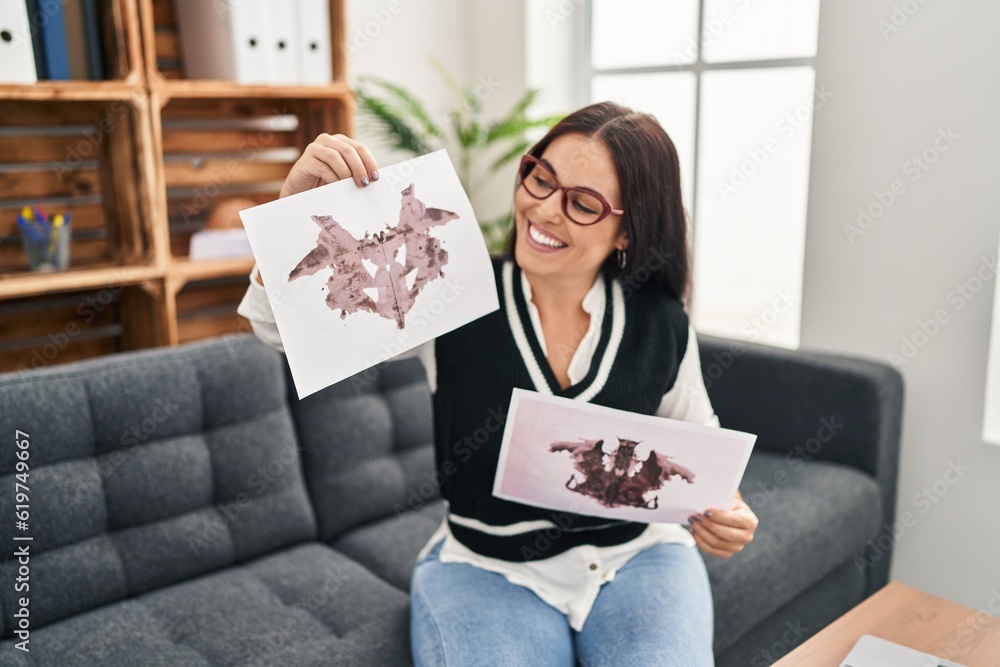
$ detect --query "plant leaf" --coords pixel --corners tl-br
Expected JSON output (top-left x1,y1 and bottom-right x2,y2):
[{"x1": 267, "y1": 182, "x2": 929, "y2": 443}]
[
  {"x1": 490, "y1": 138, "x2": 533, "y2": 172},
  {"x1": 487, "y1": 113, "x2": 563, "y2": 144},
  {"x1": 449, "y1": 107, "x2": 480, "y2": 149},
  {"x1": 485, "y1": 90, "x2": 542, "y2": 143},
  {"x1": 355, "y1": 64, "x2": 566, "y2": 218},
  {"x1": 480, "y1": 211, "x2": 515, "y2": 255},
  {"x1": 504, "y1": 89, "x2": 540, "y2": 124},
  {"x1": 355, "y1": 91, "x2": 433, "y2": 156},
  {"x1": 359, "y1": 76, "x2": 445, "y2": 139}
]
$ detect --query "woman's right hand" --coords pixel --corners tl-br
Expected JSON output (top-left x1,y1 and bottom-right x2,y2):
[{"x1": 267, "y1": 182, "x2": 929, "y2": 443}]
[{"x1": 279, "y1": 133, "x2": 380, "y2": 199}]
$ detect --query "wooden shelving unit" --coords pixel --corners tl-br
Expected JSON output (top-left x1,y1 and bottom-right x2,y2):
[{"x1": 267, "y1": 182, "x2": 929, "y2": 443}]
[{"x1": 0, "y1": 0, "x2": 350, "y2": 372}]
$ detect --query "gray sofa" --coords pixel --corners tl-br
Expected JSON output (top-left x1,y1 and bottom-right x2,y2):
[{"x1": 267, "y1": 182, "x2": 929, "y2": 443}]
[{"x1": 0, "y1": 333, "x2": 903, "y2": 666}]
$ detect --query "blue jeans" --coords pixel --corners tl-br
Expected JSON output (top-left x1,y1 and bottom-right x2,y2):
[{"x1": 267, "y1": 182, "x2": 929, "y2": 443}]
[{"x1": 409, "y1": 539, "x2": 715, "y2": 666}]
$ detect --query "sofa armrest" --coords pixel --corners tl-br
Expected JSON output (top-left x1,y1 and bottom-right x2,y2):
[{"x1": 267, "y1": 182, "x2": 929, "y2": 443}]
[{"x1": 697, "y1": 334, "x2": 904, "y2": 592}]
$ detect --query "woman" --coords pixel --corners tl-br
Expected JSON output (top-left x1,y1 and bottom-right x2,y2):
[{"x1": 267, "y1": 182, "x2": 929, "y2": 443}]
[{"x1": 239, "y1": 102, "x2": 759, "y2": 666}]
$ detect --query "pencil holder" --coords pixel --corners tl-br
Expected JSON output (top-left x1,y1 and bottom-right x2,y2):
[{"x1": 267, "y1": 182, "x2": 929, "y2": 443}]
[{"x1": 20, "y1": 222, "x2": 72, "y2": 272}]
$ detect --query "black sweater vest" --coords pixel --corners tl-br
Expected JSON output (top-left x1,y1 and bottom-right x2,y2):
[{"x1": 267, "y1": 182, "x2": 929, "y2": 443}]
[{"x1": 432, "y1": 258, "x2": 689, "y2": 561}]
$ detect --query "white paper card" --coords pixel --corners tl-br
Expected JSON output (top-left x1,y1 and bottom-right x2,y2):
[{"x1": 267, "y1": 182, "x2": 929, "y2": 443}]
[
  {"x1": 240, "y1": 150, "x2": 499, "y2": 398},
  {"x1": 493, "y1": 388, "x2": 757, "y2": 524}
]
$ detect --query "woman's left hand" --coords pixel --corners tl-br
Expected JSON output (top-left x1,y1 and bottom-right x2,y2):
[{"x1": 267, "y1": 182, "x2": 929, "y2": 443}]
[{"x1": 687, "y1": 490, "x2": 758, "y2": 558}]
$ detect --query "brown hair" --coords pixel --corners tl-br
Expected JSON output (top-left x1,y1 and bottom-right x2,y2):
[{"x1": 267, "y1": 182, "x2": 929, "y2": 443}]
[{"x1": 504, "y1": 101, "x2": 691, "y2": 304}]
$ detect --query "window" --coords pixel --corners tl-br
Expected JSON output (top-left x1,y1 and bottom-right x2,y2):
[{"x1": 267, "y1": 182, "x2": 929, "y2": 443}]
[{"x1": 585, "y1": 0, "x2": 822, "y2": 348}]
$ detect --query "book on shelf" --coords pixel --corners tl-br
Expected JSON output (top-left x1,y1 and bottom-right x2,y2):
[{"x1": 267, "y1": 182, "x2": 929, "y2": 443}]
[
  {"x1": 80, "y1": 0, "x2": 105, "y2": 79},
  {"x1": 34, "y1": 0, "x2": 72, "y2": 79},
  {"x1": 63, "y1": 0, "x2": 90, "y2": 80}
]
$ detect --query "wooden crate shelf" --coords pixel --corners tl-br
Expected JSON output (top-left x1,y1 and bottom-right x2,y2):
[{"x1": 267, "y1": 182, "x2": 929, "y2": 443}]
[
  {"x1": 0, "y1": 0, "x2": 351, "y2": 372},
  {"x1": 0, "y1": 282, "x2": 169, "y2": 372},
  {"x1": 151, "y1": 80, "x2": 352, "y2": 101},
  {"x1": 154, "y1": 94, "x2": 348, "y2": 260},
  {"x1": 169, "y1": 258, "x2": 256, "y2": 285},
  {"x1": 0, "y1": 97, "x2": 157, "y2": 276},
  {"x1": 0, "y1": 263, "x2": 162, "y2": 300},
  {"x1": 0, "y1": 82, "x2": 145, "y2": 101},
  {"x1": 173, "y1": 275, "x2": 254, "y2": 345}
]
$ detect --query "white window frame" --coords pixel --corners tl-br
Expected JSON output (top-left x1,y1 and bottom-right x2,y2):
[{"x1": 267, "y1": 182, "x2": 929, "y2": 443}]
[
  {"x1": 579, "y1": 1, "x2": 820, "y2": 348},
  {"x1": 582, "y1": 1, "x2": 817, "y2": 233}
]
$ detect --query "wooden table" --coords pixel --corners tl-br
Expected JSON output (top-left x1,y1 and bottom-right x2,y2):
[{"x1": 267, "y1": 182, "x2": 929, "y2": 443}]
[{"x1": 773, "y1": 582, "x2": 1000, "y2": 666}]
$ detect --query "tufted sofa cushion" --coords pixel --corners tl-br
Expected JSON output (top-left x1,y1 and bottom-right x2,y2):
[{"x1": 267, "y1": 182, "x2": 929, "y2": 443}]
[
  {"x1": 289, "y1": 356, "x2": 437, "y2": 542},
  {"x1": 0, "y1": 336, "x2": 317, "y2": 637},
  {"x1": 0, "y1": 543, "x2": 411, "y2": 667}
]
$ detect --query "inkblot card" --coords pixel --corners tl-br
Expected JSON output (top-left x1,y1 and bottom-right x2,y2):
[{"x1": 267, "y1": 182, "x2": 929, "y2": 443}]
[
  {"x1": 493, "y1": 388, "x2": 758, "y2": 524},
  {"x1": 240, "y1": 150, "x2": 499, "y2": 398}
]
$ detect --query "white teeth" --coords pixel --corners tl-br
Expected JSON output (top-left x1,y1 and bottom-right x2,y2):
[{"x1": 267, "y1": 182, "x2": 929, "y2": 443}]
[{"x1": 528, "y1": 222, "x2": 567, "y2": 248}]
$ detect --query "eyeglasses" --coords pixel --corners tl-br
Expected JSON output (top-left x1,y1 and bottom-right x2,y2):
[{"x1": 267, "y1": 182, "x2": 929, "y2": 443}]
[{"x1": 517, "y1": 154, "x2": 624, "y2": 226}]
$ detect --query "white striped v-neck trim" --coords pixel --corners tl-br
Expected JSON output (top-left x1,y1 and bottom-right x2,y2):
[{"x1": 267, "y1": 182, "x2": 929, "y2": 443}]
[
  {"x1": 503, "y1": 261, "x2": 551, "y2": 392},
  {"x1": 577, "y1": 279, "x2": 625, "y2": 401},
  {"x1": 502, "y1": 261, "x2": 626, "y2": 400},
  {"x1": 449, "y1": 513, "x2": 558, "y2": 535}
]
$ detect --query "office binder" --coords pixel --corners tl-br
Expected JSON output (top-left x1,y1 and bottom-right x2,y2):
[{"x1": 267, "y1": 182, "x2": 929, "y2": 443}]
[
  {"x1": 296, "y1": 0, "x2": 332, "y2": 84},
  {"x1": 174, "y1": 0, "x2": 271, "y2": 84},
  {"x1": 267, "y1": 0, "x2": 298, "y2": 83},
  {"x1": 63, "y1": 0, "x2": 90, "y2": 79},
  {"x1": 37, "y1": 0, "x2": 70, "y2": 79},
  {"x1": 81, "y1": 0, "x2": 105, "y2": 79},
  {"x1": 24, "y1": 0, "x2": 45, "y2": 78},
  {"x1": 0, "y1": 0, "x2": 38, "y2": 83}
]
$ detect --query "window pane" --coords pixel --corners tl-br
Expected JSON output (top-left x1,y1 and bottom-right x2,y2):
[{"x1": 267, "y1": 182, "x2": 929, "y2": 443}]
[
  {"x1": 701, "y1": 0, "x2": 821, "y2": 63},
  {"x1": 591, "y1": 73, "x2": 697, "y2": 212},
  {"x1": 692, "y1": 67, "x2": 817, "y2": 348},
  {"x1": 591, "y1": 0, "x2": 700, "y2": 68}
]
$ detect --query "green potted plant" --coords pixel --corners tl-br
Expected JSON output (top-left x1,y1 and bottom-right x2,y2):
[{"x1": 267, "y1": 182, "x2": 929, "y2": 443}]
[{"x1": 355, "y1": 66, "x2": 563, "y2": 253}]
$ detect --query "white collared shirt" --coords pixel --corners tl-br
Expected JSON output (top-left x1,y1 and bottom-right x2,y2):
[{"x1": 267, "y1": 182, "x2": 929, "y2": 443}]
[{"x1": 237, "y1": 264, "x2": 720, "y2": 631}]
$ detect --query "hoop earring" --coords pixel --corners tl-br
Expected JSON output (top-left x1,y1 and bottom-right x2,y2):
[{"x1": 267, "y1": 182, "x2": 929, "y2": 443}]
[{"x1": 617, "y1": 248, "x2": 627, "y2": 270}]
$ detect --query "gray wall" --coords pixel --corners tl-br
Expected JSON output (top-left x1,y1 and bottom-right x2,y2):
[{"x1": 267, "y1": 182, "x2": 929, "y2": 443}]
[{"x1": 801, "y1": 0, "x2": 1000, "y2": 610}]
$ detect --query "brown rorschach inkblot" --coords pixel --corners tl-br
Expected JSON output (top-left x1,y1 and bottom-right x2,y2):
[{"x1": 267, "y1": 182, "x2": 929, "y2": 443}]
[
  {"x1": 550, "y1": 437, "x2": 696, "y2": 510},
  {"x1": 288, "y1": 184, "x2": 459, "y2": 329}
]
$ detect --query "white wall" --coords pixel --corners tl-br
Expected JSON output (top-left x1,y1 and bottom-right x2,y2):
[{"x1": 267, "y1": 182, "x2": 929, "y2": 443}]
[{"x1": 801, "y1": 0, "x2": 1000, "y2": 610}]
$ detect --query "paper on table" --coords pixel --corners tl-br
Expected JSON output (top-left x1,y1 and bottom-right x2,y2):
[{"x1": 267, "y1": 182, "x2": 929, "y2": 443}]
[
  {"x1": 239, "y1": 150, "x2": 499, "y2": 398},
  {"x1": 493, "y1": 388, "x2": 757, "y2": 524}
]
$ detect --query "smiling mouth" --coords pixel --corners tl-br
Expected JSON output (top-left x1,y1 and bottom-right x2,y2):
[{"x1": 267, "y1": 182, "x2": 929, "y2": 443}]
[{"x1": 527, "y1": 221, "x2": 568, "y2": 249}]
